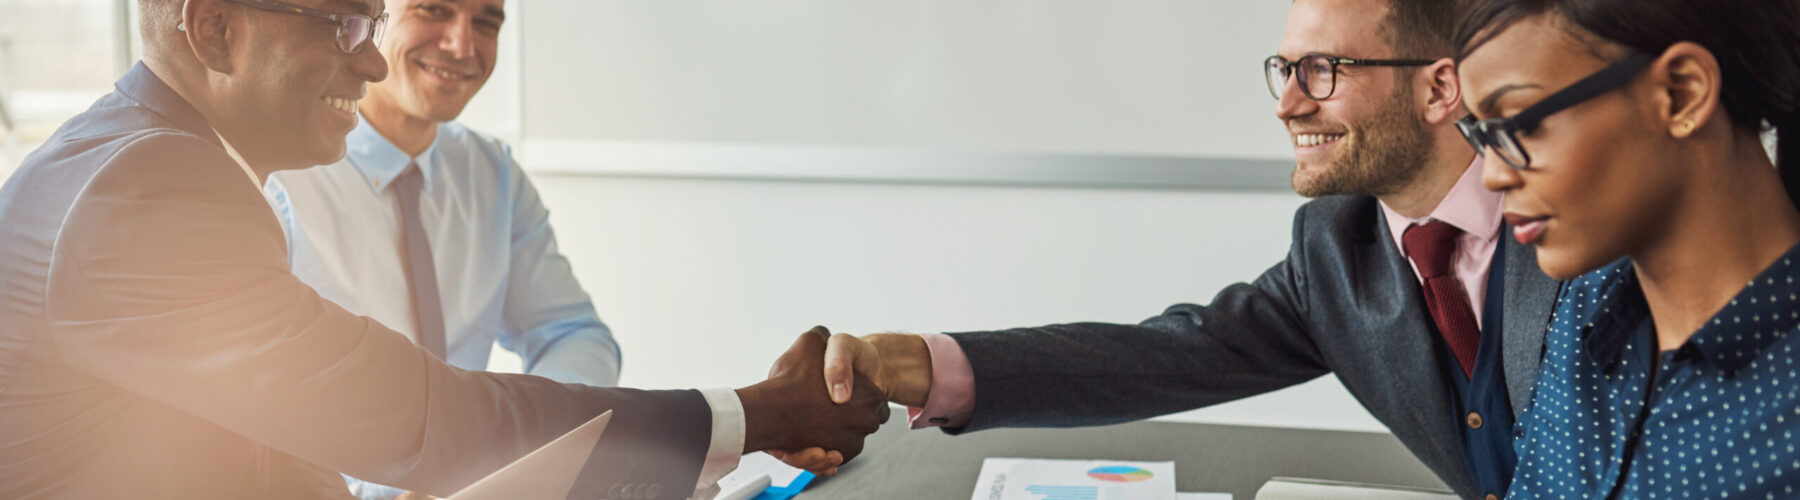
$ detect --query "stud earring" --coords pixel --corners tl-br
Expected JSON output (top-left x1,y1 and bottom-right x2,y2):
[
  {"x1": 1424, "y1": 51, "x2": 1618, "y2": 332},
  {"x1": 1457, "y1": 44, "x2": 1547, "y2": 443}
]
[
  {"x1": 1679, "y1": 120, "x2": 1696, "y2": 134},
  {"x1": 176, "y1": 21, "x2": 186, "y2": 32}
]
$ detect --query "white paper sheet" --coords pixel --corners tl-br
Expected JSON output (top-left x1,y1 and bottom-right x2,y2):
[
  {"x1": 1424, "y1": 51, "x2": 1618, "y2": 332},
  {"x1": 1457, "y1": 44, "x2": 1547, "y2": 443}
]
[
  {"x1": 971, "y1": 458, "x2": 1176, "y2": 500},
  {"x1": 717, "y1": 452, "x2": 808, "y2": 491},
  {"x1": 1254, "y1": 477, "x2": 1456, "y2": 500}
]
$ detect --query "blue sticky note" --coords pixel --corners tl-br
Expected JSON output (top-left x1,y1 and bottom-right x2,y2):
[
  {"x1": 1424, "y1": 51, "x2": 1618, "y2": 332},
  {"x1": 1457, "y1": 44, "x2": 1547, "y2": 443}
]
[{"x1": 750, "y1": 471, "x2": 815, "y2": 500}]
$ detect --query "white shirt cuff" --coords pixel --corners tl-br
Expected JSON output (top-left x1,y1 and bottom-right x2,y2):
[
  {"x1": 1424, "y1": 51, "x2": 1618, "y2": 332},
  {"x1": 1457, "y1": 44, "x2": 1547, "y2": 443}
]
[{"x1": 695, "y1": 387, "x2": 745, "y2": 495}]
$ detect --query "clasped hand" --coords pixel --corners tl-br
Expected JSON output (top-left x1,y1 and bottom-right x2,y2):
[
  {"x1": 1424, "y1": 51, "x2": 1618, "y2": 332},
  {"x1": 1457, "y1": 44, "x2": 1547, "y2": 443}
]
[{"x1": 735, "y1": 327, "x2": 889, "y2": 475}]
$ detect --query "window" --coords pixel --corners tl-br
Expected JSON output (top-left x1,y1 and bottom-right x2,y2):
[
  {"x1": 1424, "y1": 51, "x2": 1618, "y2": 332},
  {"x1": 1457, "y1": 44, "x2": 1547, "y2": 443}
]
[{"x1": 0, "y1": 0, "x2": 130, "y2": 178}]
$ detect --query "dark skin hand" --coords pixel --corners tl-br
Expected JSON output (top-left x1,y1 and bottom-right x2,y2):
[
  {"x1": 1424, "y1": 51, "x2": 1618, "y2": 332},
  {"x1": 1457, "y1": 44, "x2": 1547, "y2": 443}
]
[
  {"x1": 736, "y1": 327, "x2": 891, "y2": 473},
  {"x1": 771, "y1": 332, "x2": 930, "y2": 472}
]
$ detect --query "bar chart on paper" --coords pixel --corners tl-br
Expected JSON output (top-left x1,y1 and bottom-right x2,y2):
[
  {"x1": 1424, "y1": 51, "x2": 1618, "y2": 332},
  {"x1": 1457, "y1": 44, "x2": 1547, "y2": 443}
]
[
  {"x1": 972, "y1": 458, "x2": 1175, "y2": 500},
  {"x1": 1023, "y1": 485, "x2": 1098, "y2": 500}
]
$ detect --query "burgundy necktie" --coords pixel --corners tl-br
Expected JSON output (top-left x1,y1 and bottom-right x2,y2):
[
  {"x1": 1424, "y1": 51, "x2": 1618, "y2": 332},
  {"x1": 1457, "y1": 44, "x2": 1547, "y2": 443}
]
[{"x1": 1403, "y1": 221, "x2": 1480, "y2": 378}]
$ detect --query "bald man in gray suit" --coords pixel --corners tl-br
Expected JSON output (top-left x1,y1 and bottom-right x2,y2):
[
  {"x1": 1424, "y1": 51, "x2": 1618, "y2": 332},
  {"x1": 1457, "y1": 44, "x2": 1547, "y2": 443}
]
[{"x1": 0, "y1": 0, "x2": 885, "y2": 498}]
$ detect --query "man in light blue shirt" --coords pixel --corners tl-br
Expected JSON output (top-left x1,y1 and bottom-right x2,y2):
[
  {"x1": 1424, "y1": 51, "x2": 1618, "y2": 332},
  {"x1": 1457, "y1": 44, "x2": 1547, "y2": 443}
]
[
  {"x1": 265, "y1": 0, "x2": 623, "y2": 497},
  {"x1": 268, "y1": 120, "x2": 619, "y2": 384}
]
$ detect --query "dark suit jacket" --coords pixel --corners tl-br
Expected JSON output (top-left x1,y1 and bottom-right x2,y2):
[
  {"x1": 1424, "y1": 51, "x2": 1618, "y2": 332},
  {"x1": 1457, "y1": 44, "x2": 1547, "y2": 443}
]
[
  {"x1": 946, "y1": 194, "x2": 1559, "y2": 498},
  {"x1": 0, "y1": 63, "x2": 711, "y2": 499}
]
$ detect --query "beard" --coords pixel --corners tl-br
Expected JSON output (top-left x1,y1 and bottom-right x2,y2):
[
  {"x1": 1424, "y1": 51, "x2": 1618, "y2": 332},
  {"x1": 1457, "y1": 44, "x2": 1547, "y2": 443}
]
[{"x1": 1291, "y1": 83, "x2": 1434, "y2": 198}]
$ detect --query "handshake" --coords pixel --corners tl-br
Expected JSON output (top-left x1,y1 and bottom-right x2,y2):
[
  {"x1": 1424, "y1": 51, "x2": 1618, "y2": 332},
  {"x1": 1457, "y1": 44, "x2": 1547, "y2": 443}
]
[{"x1": 732, "y1": 327, "x2": 934, "y2": 475}]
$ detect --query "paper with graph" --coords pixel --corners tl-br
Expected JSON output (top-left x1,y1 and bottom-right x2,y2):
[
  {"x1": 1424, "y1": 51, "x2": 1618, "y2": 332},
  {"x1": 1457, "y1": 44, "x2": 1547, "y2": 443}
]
[{"x1": 971, "y1": 458, "x2": 1176, "y2": 500}]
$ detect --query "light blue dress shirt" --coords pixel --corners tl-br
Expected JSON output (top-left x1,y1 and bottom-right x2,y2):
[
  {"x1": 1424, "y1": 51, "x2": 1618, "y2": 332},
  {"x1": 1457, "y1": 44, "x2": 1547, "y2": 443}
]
[{"x1": 265, "y1": 119, "x2": 625, "y2": 498}]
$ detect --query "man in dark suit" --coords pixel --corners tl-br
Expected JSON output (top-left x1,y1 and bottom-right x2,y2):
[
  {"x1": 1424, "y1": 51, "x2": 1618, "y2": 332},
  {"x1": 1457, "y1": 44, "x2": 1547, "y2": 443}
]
[
  {"x1": 0, "y1": 0, "x2": 887, "y2": 498},
  {"x1": 795, "y1": 1, "x2": 1557, "y2": 499}
]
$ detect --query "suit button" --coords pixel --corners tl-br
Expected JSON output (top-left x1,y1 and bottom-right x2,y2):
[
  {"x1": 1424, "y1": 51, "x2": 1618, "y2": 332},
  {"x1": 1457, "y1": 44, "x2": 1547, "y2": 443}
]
[
  {"x1": 1467, "y1": 412, "x2": 1484, "y2": 429},
  {"x1": 1485, "y1": 494, "x2": 1499, "y2": 500}
]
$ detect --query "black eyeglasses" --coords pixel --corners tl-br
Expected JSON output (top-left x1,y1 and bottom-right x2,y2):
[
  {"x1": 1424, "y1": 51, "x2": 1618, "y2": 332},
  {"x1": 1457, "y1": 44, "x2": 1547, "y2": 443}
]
[
  {"x1": 1264, "y1": 54, "x2": 1436, "y2": 100},
  {"x1": 223, "y1": 0, "x2": 388, "y2": 54},
  {"x1": 1457, "y1": 52, "x2": 1655, "y2": 170}
]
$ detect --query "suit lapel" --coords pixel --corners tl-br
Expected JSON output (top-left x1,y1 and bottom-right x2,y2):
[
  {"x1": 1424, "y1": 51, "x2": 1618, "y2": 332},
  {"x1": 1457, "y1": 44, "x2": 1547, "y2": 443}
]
[
  {"x1": 1360, "y1": 206, "x2": 1473, "y2": 489},
  {"x1": 1500, "y1": 232, "x2": 1558, "y2": 414}
]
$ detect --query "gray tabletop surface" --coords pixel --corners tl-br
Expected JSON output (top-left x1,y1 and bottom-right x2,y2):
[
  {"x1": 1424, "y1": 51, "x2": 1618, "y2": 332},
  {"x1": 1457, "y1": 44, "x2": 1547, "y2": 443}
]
[{"x1": 800, "y1": 412, "x2": 1450, "y2": 499}]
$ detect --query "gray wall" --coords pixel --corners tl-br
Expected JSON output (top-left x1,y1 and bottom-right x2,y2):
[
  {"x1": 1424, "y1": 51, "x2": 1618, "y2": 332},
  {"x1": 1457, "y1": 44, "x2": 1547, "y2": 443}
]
[
  {"x1": 482, "y1": 1, "x2": 1388, "y2": 432},
  {"x1": 521, "y1": 1, "x2": 1292, "y2": 158}
]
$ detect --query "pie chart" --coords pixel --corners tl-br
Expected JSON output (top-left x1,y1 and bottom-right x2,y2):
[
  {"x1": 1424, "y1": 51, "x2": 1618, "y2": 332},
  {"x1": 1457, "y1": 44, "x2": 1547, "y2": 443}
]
[{"x1": 1086, "y1": 465, "x2": 1154, "y2": 482}]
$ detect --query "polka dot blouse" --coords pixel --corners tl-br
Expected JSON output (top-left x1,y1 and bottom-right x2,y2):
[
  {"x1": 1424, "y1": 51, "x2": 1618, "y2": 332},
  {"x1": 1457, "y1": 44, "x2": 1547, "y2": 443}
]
[{"x1": 1509, "y1": 249, "x2": 1800, "y2": 499}]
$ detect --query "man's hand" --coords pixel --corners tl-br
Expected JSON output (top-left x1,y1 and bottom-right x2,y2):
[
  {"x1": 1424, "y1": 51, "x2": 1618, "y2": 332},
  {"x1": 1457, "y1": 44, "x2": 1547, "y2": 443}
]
[
  {"x1": 824, "y1": 333, "x2": 934, "y2": 407},
  {"x1": 771, "y1": 332, "x2": 935, "y2": 472},
  {"x1": 736, "y1": 327, "x2": 891, "y2": 473}
]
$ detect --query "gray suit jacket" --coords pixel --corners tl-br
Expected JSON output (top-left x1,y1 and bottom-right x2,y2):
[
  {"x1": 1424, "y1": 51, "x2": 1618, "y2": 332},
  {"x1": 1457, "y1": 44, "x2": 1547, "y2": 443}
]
[
  {"x1": 0, "y1": 64, "x2": 711, "y2": 499},
  {"x1": 946, "y1": 194, "x2": 1559, "y2": 498}
]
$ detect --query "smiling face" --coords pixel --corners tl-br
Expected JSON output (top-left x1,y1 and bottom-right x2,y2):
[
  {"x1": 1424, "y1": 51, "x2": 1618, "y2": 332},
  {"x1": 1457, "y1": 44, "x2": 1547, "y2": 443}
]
[
  {"x1": 365, "y1": 0, "x2": 503, "y2": 123},
  {"x1": 1457, "y1": 13, "x2": 1679, "y2": 280},
  {"x1": 218, "y1": 0, "x2": 389, "y2": 169},
  {"x1": 1275, "y1": 0, "x2": 1434, "y2": 198}
]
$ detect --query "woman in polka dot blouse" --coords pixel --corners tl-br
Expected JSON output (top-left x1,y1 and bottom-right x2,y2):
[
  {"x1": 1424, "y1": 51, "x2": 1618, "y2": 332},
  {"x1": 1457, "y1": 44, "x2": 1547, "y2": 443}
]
[{"x1": 1449, "y1": 0, "x2": 1800, "y2": 498}]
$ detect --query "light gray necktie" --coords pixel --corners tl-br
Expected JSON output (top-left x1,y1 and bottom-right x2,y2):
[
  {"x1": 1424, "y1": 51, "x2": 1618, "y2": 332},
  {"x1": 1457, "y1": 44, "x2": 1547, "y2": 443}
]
[{"x1": 395, "y1": 164, "x2": 446, "y2": 359}]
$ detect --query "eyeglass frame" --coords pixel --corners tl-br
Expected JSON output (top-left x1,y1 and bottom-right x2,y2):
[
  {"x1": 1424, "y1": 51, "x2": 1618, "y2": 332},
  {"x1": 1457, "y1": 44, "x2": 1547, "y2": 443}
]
[
  {"x1": 222, "y1": 0, "x2": 389, "y2": 54},
  {"x1": 1457, "y1": 51, "x2": 1656, "y2": 170},
  {"x1": 1264, "y1": 54, "x2": 1438, "y2": 101}
]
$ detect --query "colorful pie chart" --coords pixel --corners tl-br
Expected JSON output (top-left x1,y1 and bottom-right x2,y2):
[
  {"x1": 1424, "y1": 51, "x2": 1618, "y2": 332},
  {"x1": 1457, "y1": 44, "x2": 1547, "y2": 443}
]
[{"x1": 1086, "y1": 465, "x2": 1154, "y2": 482}]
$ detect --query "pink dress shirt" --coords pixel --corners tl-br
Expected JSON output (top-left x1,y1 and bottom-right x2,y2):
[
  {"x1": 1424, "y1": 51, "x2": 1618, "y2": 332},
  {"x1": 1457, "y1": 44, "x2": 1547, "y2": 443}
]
[
  {"x1": 908, "y1": 157, "x2": 1501, "y2": 429},
  {"x1": 1378, "y1": 156, "x2": 1503, "y2": 330}
]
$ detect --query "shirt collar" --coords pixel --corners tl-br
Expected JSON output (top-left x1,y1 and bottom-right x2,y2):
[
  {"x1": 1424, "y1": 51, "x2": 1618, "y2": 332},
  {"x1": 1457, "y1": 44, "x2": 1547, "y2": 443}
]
[
  {"x1": 114, "y1": 63, "x2": 258, "y2": 189},
  {"x1": 212, "y1": 129, "x2": 261, "y2": 189},
  {"x1": 1686, "y1": 244, "x2": 1800, "y2": 373},
  {"x1": 1380, "y1": 155, "x2": 1503, "y2": 253},
  {"x1": 1579, "y1": 260, "x2": 1651, "y2": 372},
  {"x1": 114, "y1": 62, "x2": 220, "y2": 149},
  {"x1": 344, "y1": 116, "x2": 441, "y2": 194},
  {"x1": 1584, "y1": 242, "x2": 1800, "y2": 375}
]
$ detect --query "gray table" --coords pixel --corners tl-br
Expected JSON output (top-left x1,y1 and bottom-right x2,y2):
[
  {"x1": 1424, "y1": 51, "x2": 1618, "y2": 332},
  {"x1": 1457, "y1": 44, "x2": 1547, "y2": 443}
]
[{"x1": 802, "y1": 415, "x2": 1449, "y2": 499}]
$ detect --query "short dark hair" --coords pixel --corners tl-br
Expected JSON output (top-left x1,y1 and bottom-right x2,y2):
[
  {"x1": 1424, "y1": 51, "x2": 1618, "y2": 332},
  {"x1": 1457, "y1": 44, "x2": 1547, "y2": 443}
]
[
  {"x1": 137, "y1": 0, "x2": 182, "y2": 51},
  {"x1": 1380, "y1": 0, "x2": 1461, "y2": 59},
  {"x1": 1453, "y1": 0, "x2": 1800, "y2": 209}
]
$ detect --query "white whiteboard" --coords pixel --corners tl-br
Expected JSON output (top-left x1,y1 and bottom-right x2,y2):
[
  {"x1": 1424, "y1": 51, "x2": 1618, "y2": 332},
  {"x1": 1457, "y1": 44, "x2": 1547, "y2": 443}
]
[{"x1": 517, "y1": 1, "x2": 1298, "y2": 189}]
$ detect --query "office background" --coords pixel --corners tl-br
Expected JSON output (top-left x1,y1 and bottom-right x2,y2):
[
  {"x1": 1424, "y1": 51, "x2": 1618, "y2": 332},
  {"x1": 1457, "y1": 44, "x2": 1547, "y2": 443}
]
[{"x1": 0, "y1": 0, "x2": 1384, "y2": 433}]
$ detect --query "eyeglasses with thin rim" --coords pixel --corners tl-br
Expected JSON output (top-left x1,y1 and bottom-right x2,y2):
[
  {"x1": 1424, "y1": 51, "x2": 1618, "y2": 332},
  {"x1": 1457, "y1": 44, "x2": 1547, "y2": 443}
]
[
  {"x1": 222, "y1": 0, "x2": 389, "y2": 54},
  {"x1": 1264, "y1": 54, "x2": 1436, "y2": 101},
  {"x1": 1457, "y1": 52, "x2": 1655, "y2": 170}
]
